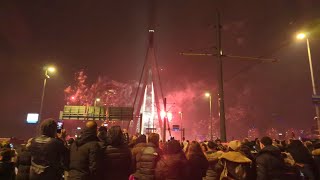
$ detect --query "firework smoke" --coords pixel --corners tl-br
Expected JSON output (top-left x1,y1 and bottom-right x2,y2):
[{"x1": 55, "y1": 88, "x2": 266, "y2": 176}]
[{"x1": 64, "y1": 70, "x2": 137, "y2": 107}]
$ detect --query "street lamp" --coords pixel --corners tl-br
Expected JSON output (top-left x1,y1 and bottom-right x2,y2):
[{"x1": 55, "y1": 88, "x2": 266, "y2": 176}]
[
  {"x1": 47, "y1": 67, "x2": 56, "y2": 73},
  {"x1": 205, "y1": 93, "x2": 213, "y2": 140},
  {"x1": 179, "y1": 111, "x2": 183, "y2": 140},
  {"x1": 296, "y1": 33, "x2": 306, "y2": 40},
  {"x1": 296, "y1": 32, "x2": 320, "y2": 133},
  {"x1": 92, "y1": 98, "x2": 101, "y2": 121},
  {"x1": 39, "y1": 66, "x2": 56, "y2": 122},
  {"x1": 94, "y1": 98, "x2": 101, "y2": 106},
  {"x1": 160, "y1": 111, "x2": 173, "y2": 121}
]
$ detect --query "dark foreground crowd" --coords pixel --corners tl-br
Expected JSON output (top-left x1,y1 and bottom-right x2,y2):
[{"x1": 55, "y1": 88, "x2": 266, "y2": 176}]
[{"x1": 1, "y1": 119, "x2": 320, "y2": 180}]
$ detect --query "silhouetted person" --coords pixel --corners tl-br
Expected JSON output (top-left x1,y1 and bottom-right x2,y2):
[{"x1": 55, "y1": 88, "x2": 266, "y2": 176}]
[
  {"x1": 215, "y1": 138, "x2": 226, "y2": 151},
  {"x1": 69, "y1": 121, "x2": 103, "y2": 180},
  {"x1": 0, "y1": 143, "x2": 16, "y2": 180},
  {"x1": 255, "y1": 138, "x2": 261, "y2": 152},
  {"x1": 255, "y1": 136, "x2": 285, "y2": 180},
  {"x1": 102, "y1": 126, "x2": 132, "y2": 180},
  {"x1": 16, "y1": 139, "x2": 32, "y2": 180},
  {"x1": 155, "y1": 140, "x2": 189, "y2": 180},
  {"x1": 312, "y1": 142, "x2": 320, "y2": 179},
  {"x1": 213, "y1": 140, "x2": 252, "y2": 179},
  {"x1": 28, "y1": 118, "x2": 69, "y2": 180},
  {"x1": 203, "y1": 141, "x2": 223, "y2": 180},
  {"x1": 97, "y1": 126, "x2": 108, "y2": 144},
  {"x1": 133, "y1": 133, "x2": 162, "y2": 180},
  {"x1": 186, "y1": 141, "x2": 209, "y2": 180},
  {"x1": 131, "y1": 134, "x2": 147, "y2": 172},
  {"x1": 122, "y1": 129, "x2": 130, "y2": 145},
  {"x1": 287, "y1": 140, "x2": 316, "y2": 180}
]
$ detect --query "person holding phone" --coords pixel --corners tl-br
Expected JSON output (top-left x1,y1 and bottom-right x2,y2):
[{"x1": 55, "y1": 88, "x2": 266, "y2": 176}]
[{"x1": 28, "y1": 118, "x2": 69, "y2": 180}]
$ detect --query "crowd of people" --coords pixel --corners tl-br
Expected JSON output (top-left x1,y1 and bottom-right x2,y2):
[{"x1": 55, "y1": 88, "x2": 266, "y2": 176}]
[{"x1": 1, "y1": 118, "x2": 320, "y2": 180}]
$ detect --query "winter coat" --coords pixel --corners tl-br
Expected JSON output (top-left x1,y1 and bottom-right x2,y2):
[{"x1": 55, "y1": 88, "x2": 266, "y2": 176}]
[
  {"x1": 281, "y1": 152, "x2": 295, "y2": 166},
  {"x1": 102, "y1": 144, "x2": 132, "y2": 180},
  {"x1": 280, "y1": 152, "x2": 300, "y2": 180},
  {"x1": 68, "y1": 129, "x2": 103, "y2": 180},
  {"x1": 28, "y1": 135, "x2": 69, "y2": 180},
  {"x1": 239, "y1": 144, "x2": 257, "y2": 180},
  {"x1": 155, "y1": 152, "x2": 188, "y2": 180},
  {"x1": 203, "y1": 150, "x2": 223, "y2": 180},
  {"x1": 187, "y1": 153, "x2": 208, "y2": 180},
  {"x1": 255, "y1": 145, "x2": 285, "y2": 180},
  {"x1": 0, "y1": 147, "x2": 15, "y2": 180},
  {"x1": 287, "y1": 143, "x2": 314, "y2": 165},
  {"x1": 0, "y1": 161, "x2": 15, "y2": 180},
  {"x1": 312, "y1": 149, "x2": 320, "y2": 179},
  {"x1": 131, "y1": 143, "x2": 147, "y2": 169},
  {"x1": 133, "y1": 143, "x2": 161, "y2": 180},
  {"x1": 213, "y1": 151, "x2": 252, "y2": 180},
  {"x1": 287, "y1": 142, "x2": 316, "y2": 179},
  {"x1": 16, "y1": 150, "x2": 31, "y2": 180}
]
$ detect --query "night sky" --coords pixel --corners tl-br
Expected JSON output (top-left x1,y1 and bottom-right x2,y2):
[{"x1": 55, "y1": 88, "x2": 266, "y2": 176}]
[{"x1": 1, "y1": 0, "x2": 320, "y2": 139}]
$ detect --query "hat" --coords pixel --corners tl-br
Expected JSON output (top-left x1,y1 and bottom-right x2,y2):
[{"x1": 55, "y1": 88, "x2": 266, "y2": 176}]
[{"x1": 228, "y1": 140, "x2": 241, "y2": 151}]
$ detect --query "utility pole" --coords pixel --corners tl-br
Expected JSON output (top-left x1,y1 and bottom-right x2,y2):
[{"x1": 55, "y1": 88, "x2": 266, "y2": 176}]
[
  {"x1": 39, "y1": 76, "x2": 47, "y2": 123},
  {"x1": 216, "y1": 12, "x2": 227, "y2": 142},
  {"x1": 209, "y1": 95, "x2": 213, "y2": 140},
  {"x1": 179, "y1": 112, "x2": 183, "y2": 141},
  {"x1": 181, "y1": 12, "x2": 277, "y2": 142},
  {"x1": 306, "y1": 38, "x2": 320, "y2": 136},
  {"x1": 139, "y1": 113, "x2": 143, "y2": 134},
  {"x1": 163, "y1": 98, "x2": 167, "y2": 141}
]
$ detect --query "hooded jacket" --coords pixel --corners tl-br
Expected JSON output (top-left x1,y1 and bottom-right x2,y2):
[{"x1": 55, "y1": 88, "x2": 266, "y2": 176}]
[
  {"x1": 213, "y1": 151, "x2": 252, "y2": 180},
  {"x1": 155, "y1": 140, "x2": 188, "y2": 180},
  {"x1": 103, "y1": 143, "x2": 132, "y2": 180},
  {"x1": 287, "y1": 142, "x2": 314, "y2": 165},
  {"x1": 28, "y1": 135, "x2": 68, "y2": 180},
  {"x1": 131, "y1": 142, "x2": 147, "y2": 172},
  {"x1": 133, "y1": 143, "x2": 161, "y2": 180},
  {"x1": 255, "y1": 145, "x2": 285, "y2": 180},
  {"x1": 203, "y1": 150, "x2": 223, "y2": 180},
  {"x1": 187, "y1": 152, "x2": 209, "y2": 180},
  {"x1": 155, "y1": 152, "x2": 188, "y2": 180},
  {"x1": 16, "y1": 149, "x2": 31, "y2": 180},
  {"x1": 312, "y1": 148, "x2": 320, "y2": 179},
  {"x1": 68, "y1": 128, "x2": 103, "y2": 180}
]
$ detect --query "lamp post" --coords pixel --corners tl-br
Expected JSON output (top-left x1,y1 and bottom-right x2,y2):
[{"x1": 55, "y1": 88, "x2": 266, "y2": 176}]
[
  {"x1": 163, "y1": 98, "x2": 167, "y2": 141},
  {"x1": 179, "y1": 111, "x2": 183, "y2": 140},
  {"x1": 94, "y1": 98, "x2": 100, "y2": 107},
  {"x1": 39, "y1": 66, "x2": 56, "y2": 122},
  {"x1": 297, "y1": 33, "x2": 320, "y2": 134},
  {"x1": 93, "y1": 98, "x2": 101, "y2": 121},
  {"x1": 205, "y1": 93, "x2": 213, "y2": 140}
]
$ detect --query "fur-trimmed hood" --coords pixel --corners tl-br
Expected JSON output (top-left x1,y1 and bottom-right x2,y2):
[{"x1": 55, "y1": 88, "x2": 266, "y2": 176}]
[
  {"x1": 206, "y1": 150, "x2": 223, "y2": 162},
  {"x1": 219, "y1": 151, "x2": 251, "y2": 164}
]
